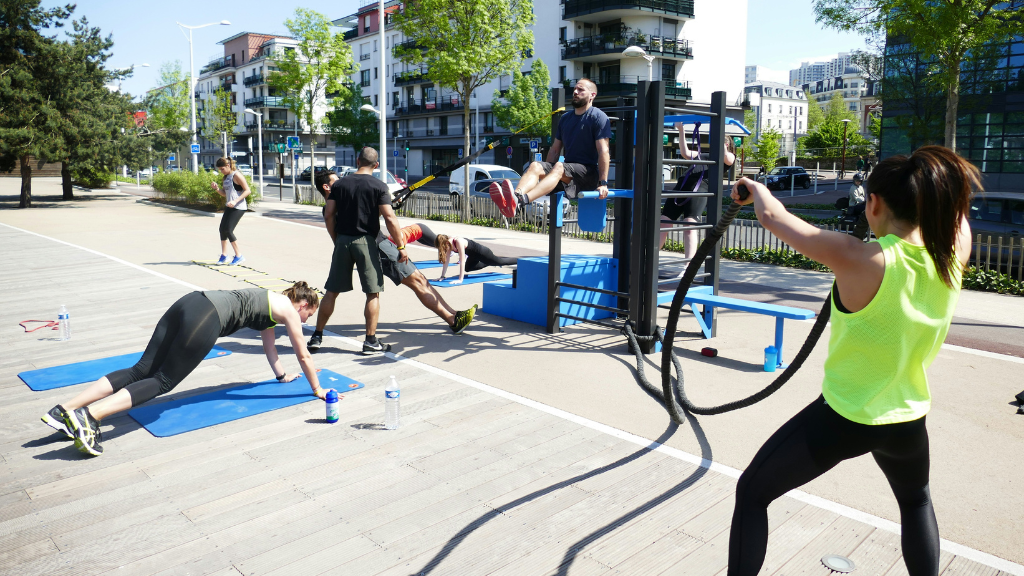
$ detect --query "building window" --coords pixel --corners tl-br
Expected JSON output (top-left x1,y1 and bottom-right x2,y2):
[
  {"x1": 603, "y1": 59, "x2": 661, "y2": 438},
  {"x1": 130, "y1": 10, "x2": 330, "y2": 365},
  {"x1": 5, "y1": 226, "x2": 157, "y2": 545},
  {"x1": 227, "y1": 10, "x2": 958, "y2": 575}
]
[
  {"x1": 439, "y1": 115, "x2": 448, "y2": 136},
  {"x1": 374, "y1": 67, "x2": 378, "y2": 79},
  {"x1": 361, "y1": 70, "x2": 370, "y2": 87},
  {"x1": 559, "y1": 66, "x2": 566, "y2": 83},
  {"x1": 374, "y1": 94, "x2": 378, "y2": 106},
  {"x1": 559, "y1": 27, "x2": 566, "y2": 43},
  {"x1": 789, "y1": 106, "x2": 793, "y2": 114},
  {"x1": 768, "y1": 103, "x2": 772, "y2": 113},
  {"x1": 850, "y1": 103, "x2": 857, "y2": 111},
  {"x1": 364, "y1": 15, "x2": 371, "y2": 32},
  {"x1": 661, "y1": 62, "x2": 675, "y2": 83},
  {"x1": 374, "y1": 40, "x2": 378, "y2": 52},
  {"x1": 799, "y1": 121, "x2": 802, "y2": 130}
]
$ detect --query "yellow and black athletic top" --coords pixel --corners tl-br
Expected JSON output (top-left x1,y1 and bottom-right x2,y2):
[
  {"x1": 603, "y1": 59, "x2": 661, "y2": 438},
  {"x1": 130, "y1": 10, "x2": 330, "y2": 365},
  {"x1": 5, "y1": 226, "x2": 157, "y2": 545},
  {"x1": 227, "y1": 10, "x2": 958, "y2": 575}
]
[
  {"x1": 202, "y1": 288, "x2": 277, "y2": 337},
  {"x1": 822, "y1": 235, "x2": 961, "y2": 425}
]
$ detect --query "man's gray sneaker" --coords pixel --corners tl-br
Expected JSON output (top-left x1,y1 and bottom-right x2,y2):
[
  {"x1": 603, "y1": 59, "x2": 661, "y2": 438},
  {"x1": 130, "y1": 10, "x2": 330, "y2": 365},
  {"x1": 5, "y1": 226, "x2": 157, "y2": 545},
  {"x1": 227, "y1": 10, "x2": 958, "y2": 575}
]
[
  {"x1": 307, "y1": 333, "x2": 322, "y2": 352},
  {"x1": 362, "y1": 339, "x2": 392, "y2": 355}
]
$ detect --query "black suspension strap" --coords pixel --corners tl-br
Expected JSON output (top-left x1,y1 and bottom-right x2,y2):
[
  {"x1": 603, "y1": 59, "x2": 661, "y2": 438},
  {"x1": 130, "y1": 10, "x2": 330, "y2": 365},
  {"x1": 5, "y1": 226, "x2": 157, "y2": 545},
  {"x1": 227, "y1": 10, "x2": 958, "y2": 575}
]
[
  {"x1": 391, "y1": 107, "x2": 566, "y2": 210},
  {"x1": 625, "y1": 188, "x2": 833, "y2": 423}
]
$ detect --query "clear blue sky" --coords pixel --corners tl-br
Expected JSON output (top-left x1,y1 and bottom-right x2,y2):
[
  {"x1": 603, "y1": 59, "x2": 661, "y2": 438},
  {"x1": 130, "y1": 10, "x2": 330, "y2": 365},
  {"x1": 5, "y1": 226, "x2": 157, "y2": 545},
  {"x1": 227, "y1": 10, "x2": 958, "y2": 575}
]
[{"x1": 46, "y1": 0, "x2": 868, "y2": 97}]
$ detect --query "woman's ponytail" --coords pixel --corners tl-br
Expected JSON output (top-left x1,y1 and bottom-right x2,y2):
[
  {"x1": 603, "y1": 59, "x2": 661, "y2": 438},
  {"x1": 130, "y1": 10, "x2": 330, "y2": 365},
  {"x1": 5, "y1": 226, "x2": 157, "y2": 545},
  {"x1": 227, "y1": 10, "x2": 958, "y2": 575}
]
[
  {"x1": 866, "y1": 146, "x2": 980, "y2": 287},
  {"x1": 282, "y1": 281, "x2": 320, "y2": 309}
]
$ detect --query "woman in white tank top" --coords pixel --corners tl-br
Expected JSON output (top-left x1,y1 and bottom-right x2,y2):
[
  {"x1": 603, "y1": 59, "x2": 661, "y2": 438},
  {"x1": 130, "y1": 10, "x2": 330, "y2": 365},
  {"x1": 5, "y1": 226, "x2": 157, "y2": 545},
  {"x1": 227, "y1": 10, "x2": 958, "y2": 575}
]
[{"x1": 211, "y1": 157, "x2": 252, "y2": 265}]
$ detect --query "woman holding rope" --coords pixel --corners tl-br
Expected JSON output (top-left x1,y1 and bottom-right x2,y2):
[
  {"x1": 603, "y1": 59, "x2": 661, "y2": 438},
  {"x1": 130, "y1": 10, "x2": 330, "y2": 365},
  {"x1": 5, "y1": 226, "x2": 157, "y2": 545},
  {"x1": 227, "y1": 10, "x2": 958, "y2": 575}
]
[
  {"x1": 726, "y1": 146, "x2": 976, "y2": 575},
  {"x1": 41, "y1": 282, "x2": 334, "y2": 456}
]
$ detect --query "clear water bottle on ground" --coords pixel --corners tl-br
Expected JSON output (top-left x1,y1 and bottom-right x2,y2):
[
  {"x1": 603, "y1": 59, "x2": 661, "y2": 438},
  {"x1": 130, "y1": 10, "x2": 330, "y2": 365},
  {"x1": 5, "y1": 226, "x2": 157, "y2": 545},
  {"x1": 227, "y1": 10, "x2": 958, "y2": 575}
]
[
  {"x1": 58, "y1": 305, "x2": 71, "y2": 341},
  {"x1": 384, "y1": 375, "x2": 400, "y2": 430}
]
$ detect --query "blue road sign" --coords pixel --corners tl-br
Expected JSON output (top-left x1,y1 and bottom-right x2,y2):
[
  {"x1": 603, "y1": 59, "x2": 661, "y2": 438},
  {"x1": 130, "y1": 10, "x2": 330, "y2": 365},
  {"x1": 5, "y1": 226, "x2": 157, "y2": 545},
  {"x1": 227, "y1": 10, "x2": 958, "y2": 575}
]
[
  {"x1": 529, "y1": 139, "x2": 539, "y2": 151},
  {"x1": 458, "y1": 148, "x2": 463, "y2": 158},
  {"x1": 168, "y1": 154, "x2": 175, "y2": 162},
  {"x1": 190, "y1": 144, "x2": 200, "y2": 154},
  {"x1": 287, "y1": 136, "x2": 300, "y2": 149},
  {"x1": 294, "y1": 153, "x2": 299, "y2": 161},
  {"x1": 505, "y1": 146, "x2": 513, "y2": 156},
  {"x1": 393, "y1": 150, "x2": 398, "y2": 157},
  {"x1": 535, "y1": 152, "x2": 543, "y2": 162}
]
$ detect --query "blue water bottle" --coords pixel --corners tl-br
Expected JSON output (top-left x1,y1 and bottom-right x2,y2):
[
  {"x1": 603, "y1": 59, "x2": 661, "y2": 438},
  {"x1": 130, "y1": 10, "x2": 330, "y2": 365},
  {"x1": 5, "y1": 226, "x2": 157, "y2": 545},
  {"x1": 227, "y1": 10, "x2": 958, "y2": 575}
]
[
  {"x1": 325, "y1": 389, "x2": 339, "y2": 423},
  {"x1": 764, "y1": 345, "x2": 778, "y2": 372}
]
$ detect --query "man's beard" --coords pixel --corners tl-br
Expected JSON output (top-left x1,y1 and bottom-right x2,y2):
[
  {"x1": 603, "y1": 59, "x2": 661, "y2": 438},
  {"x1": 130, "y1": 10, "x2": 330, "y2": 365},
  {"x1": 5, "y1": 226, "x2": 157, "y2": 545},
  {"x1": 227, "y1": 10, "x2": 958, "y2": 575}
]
[{"x1": 571, "y1": 95, "x2": 588, "y2": 108}]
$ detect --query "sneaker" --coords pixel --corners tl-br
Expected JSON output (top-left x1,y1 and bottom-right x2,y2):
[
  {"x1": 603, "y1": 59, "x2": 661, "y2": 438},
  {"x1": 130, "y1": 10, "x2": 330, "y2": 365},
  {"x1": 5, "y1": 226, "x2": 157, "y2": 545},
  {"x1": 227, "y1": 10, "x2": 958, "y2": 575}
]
[
  {"x1": 307, "y1": 333, "x2": 322, "y2": 352},
  {"x1": 41, "y1": 405, "x2": 73, "y2": 439},
  {"x1": 217, "y1": 254, "x2": 228, "y2": 265},
  {"x1": 230, "y1": 255, "x2": 245, "y2": 266},
  {"x1": 452, "y1": 304, "x2": 477, "y2": 335},
  {"x1": 489, "y1": 179, "x2": 520, "y2": 219},
  {"x1": 362, "y1": 338, "x2": 392, "y2": 355},
  {"x1": 66, "y1": 407, "x2": 103, "y2": 456}
]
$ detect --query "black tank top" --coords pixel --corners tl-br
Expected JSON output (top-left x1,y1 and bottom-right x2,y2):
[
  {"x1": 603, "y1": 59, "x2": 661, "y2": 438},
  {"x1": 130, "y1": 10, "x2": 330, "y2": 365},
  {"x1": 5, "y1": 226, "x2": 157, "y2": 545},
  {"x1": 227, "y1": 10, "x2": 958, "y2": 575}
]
[{"x1": 202, "y1": 288, "x2": 277, "y2": 336}]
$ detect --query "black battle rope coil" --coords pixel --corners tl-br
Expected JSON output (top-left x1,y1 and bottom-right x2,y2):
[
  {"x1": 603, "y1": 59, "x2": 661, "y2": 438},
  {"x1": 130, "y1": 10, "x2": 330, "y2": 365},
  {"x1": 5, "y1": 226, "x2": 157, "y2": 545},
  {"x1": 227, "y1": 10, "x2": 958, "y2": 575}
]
[{"x1": 623, "y1": 188, "x2": 834, "y2": 423}]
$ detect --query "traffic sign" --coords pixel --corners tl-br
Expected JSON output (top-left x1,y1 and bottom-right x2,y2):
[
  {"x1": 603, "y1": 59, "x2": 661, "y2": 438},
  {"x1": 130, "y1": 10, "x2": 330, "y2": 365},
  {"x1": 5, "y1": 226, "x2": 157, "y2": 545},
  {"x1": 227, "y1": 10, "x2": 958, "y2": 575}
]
[
  {"x1": 529, "y1": 139, "x2": 539, "y2": 151},
  {"x1": 505, "y1": 146, "x2": 513, "y2": 156},
  {"x1": 535, "y1": 152, "x2": 542, "y2": 162},
  {"x1": 293, "y1": 153, "x2": 299, "y2": 161},
  {"x1": 458, "y1": 148, "x2": 463, "y2": 158},
  {"x1": 287, "y1": 136, "x2": 300, "y2": 149},
  {"x1": 190, "y1": 144, "x2": 200, "y2": 154},
  {"x1": 276, "y1": 143, "x2": 287, "y2": 153},
  {"x1": 168, "y1": 154, "x2": 175, "y2": 162},
  {"x1": 393, "y1": 150, "x2": 399, "y2": 157}
]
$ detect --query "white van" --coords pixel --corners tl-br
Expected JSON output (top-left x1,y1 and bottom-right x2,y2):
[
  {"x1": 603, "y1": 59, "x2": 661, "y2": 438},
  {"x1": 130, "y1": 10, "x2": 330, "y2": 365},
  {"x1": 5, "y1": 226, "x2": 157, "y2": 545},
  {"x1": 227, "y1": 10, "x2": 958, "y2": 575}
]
[{"x1": 448, "y1": 164, "x2": 521, "y2": 196}]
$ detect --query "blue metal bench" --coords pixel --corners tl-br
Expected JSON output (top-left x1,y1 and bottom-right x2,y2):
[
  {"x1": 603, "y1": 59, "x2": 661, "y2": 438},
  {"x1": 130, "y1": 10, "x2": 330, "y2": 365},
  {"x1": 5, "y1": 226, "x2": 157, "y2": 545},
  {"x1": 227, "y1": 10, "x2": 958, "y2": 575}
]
[{"x1": 657, "y1": 289, "x2": 815, "y2": 368}]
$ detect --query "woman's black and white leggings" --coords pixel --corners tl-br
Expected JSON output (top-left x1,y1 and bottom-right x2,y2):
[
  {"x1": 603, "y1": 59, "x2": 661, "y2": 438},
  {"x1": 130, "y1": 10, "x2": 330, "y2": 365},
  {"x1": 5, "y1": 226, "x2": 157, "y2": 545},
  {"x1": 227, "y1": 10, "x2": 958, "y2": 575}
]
[
  {"x1": 104, "y1": 292, "x2": 221, "y2": 407},
  {"x1": 220, "y1": 207, "x2": 245, "y2": 242},
  {"x1": 465, "y1": 238, "x2": 518, "y2": 272},
  {"x1": 729, "y1": 396, "x2": 938, "y2": 576}
]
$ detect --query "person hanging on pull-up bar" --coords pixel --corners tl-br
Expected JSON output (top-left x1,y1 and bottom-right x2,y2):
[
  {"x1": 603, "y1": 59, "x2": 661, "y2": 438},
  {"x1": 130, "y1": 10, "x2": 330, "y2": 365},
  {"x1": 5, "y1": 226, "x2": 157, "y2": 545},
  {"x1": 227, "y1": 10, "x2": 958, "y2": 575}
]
[{"x1": 488, "y1": 78, "x2": 612, "y2": 218}]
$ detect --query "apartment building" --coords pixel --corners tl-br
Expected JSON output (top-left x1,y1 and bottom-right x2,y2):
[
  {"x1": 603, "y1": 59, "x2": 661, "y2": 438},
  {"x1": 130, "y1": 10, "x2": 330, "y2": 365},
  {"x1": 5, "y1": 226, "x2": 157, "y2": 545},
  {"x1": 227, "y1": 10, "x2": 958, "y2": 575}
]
[
  {"x1": 743, "y1": 80, "x2": 808, "y2": 156},
  {"x1": 194, "y1": 31, "x2": 336, "y2": 173},
  {"x1": 800, "y1": 65, "x2": 874, "y2": 135},
  {"x1": 333, "y1": 0, "x2": 748, "y2": 178},
  {"x1": 789, "y1": 53, "x2": 854, "y2": 87}
]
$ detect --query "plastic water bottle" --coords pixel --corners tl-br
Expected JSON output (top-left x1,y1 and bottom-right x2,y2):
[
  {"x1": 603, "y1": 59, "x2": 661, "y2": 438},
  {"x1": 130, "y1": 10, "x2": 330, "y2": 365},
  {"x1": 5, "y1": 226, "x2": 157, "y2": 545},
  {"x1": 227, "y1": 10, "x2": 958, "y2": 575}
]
[
  {"x1": 764, "y1": 345, "x2": 778, "y2": 373},
  {"x1": 58, "y1": 305, "x2": 71, "y2": 341},
  {"x1": 384, "y1": 375, "x2": 400, "y2": 430},
  {"x1": 325, "y1": 389, "x2": 339, "y2": 423}
]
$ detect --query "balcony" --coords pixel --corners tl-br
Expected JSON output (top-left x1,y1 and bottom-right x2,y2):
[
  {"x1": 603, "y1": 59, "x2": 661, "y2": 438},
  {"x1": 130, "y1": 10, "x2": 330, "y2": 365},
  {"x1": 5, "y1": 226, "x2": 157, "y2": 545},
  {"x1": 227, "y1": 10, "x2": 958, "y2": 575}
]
[
  {"x1": 343, "y1": 29, "x2": 358, "y2": 41},
  {"x1": 243, "y1": 74, "x2": 265, "y2": 87},
  {"x1": 562, "y1": 34, "x2": 692, "y2": 62},
  {"x1": 244, "y1": 96, "x2": 286, "y2": 108},
  {"x1": 200, "y1": 55, "x2": 235, "y2": 75},
  {"x1": 392, "y1": 39, "x2": 422, "y2": 57},
  {"x1": 394, "y1": 69, "x2": 430, "y2": 86},
  {"x1": 561, "y1": 0, "x2": 695, "y2": 22},
  {"x1": 244, "y1": 121, "x2": 295, "y2": 132},
  {"x1": 563, "y1": 77, "x2": 691, "y2": 100},
  {"x1": 392, "y1": 96, "x2": 464, "y2": 116},
  {"x1": 360, "y1": 53, "x2": 371, "y2": 61},
  {"x1": 219, "y1": 79, "x2": 235, "y2": 92}
]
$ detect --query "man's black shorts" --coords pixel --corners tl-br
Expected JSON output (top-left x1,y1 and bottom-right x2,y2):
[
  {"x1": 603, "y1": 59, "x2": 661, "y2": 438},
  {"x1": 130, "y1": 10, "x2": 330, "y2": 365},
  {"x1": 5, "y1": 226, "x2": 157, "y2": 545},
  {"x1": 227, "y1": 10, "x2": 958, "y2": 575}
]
[
  {"x1": 531, "y1": 161, "x2": 599, "y2": 199},
  {"x1": 377, "y1": 236, "x2": 418, "y2": 286}
]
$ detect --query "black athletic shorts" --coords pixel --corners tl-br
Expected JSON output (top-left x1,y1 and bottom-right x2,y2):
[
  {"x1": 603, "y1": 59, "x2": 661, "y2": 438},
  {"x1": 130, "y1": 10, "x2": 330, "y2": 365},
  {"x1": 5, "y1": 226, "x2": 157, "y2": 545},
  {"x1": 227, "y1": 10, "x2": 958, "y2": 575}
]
[
  {"x1": 663, "y1": 178, "x2": 708, "y2": 222},
  {"x1": 377, "y1": 236, "x2": 418, "y2": 286},
  {"x1": 531, "y1": 161, "x2": 599, "y2": 199}
]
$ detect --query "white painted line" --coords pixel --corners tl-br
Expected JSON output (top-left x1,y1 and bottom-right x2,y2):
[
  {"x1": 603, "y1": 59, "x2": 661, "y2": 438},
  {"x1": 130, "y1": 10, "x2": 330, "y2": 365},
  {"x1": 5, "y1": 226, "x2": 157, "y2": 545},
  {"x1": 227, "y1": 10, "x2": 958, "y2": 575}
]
[
  {"x1": 941, "y1": 343, "x2": 1024, "y2": 364},
  {"x1": 5, "y1": 222, "x2": 1022, "y2": 574}
]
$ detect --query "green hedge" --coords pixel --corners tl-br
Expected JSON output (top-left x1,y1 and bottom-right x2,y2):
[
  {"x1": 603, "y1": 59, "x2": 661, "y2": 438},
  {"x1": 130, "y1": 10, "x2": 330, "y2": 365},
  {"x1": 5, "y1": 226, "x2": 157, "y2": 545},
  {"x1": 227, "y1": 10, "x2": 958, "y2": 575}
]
[
  {"x1": 70, "y1": 166, "x2": 114, "y2": 189},
  {"x1": 962, "y1": 266, "x2": 1024, "y2": 296},
  {"x1": 152, "y1": 169, "x2": 261, "y2": 207}
]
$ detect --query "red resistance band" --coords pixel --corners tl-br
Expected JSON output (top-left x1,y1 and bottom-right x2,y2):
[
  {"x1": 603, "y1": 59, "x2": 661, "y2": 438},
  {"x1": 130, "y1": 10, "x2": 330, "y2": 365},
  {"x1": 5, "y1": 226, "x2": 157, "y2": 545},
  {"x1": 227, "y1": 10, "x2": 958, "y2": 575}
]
[{"x1": 20, "y1": 320, "x2": 59, "y2": 332}]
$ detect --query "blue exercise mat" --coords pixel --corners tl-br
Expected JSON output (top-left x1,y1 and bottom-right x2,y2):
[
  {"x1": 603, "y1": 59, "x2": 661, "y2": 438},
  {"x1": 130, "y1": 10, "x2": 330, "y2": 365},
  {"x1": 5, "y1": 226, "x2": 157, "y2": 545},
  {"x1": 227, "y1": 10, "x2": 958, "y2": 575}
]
[
  {"x1": 19, "y1": 346, "x2": 233, "y2": 391},
  {"x1": 430, "y1": 272, "x2": 513, "y2": 287},
  {"x1": 128, "y1": 369, "x2": 365, "y2": 437},
  {"x1": 413, "y1": 260, "x2": 443, "y2": 269}
]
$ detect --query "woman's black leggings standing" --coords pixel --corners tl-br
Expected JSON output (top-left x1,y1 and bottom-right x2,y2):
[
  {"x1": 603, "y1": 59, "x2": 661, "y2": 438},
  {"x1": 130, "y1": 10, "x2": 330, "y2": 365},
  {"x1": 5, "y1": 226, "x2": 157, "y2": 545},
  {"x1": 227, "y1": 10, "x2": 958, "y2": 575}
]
[
  {"x1": 729, "y1": 396, "x2": 939, "y2": 576},
  {"x1": 464, "y1": 238, "x2": 518, "y2": 272},
  {"x1": 220, "y1": 207, "x2": 245, "y2": 242},
  {"x1": 104, "y1": 292, "x2": 221, "y2": 407}
]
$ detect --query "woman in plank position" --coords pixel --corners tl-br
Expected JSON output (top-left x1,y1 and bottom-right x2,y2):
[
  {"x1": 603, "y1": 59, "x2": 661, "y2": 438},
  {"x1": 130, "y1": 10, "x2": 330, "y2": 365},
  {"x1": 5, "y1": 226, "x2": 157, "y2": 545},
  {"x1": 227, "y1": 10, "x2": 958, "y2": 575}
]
[
  {"x1": 211, "y1": 157, "x2": 252, "y2": 265},
  {"x1": 41, "y1": 282, "x2": 333, "y2": 456},
  {"x1": 726, "y1": 146, "x2": 976, "y2": 575},
  {"x1": 434, "y1": 233, "x2": 519, "y2": 285}
]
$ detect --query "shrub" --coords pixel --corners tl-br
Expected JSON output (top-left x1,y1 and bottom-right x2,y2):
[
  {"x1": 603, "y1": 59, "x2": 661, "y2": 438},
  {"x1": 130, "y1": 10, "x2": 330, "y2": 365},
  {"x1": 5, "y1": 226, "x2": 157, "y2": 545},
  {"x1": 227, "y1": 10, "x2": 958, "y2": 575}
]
[
  {"x1": 70, "y1": 165, "x2": 114, "y2": 189},
  {"x1": 152, "y1": 169, "x2": 260, "y2": 207},
  {"x1": 961, "y1": 266, "x2": 1024, "y2": 296}
]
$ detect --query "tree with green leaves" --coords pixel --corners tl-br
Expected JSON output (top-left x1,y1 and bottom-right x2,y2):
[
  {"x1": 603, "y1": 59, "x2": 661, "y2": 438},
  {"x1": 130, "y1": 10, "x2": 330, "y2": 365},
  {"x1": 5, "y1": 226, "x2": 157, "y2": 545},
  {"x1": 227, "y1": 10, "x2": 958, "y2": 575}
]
[
  {"x1": 201, "y1": 88, "x2": 237, "y2": 158},
  {"x1": 491, "y1": 59, "x2": 551, "y2": 141},
  {"x1": 0, "y1": 0, "x2": 72, "y2": 207},
  {"x1": 326, "y1": 82, "x2": 380, "y2": 159},
  {"x1": 269, "y1": 8, "x2": 353, "y2": 170},
  {"x1": 814, "y1": 0, "x2": 1024, "y2": 149},
  {"x1": 143, "y1": 61, "x2": 192, "y2": 166},
  {"x1": 806, "y1": 95, "x2": 825, "y2": 131},
  {"x1": 823, "y1": 90, "x2": 856, "y2": 123},
  {"x1": 394, "y1": 0, "x2": 535, "y2": 220},
  {"x1": 751, "y1": 126, "x2": 783, "y2": 173},
  {"x1": 800, "y1": 115, "x2": 873, "y2": 158}
]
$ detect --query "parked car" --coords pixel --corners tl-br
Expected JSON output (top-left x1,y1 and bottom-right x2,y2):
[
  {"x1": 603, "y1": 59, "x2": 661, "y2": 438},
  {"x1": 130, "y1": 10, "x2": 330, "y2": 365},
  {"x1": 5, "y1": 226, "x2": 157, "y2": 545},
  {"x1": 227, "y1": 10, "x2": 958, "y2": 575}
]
[
  {"x1": 449, "y1": 164, "x2": 522, "y2": 196},
  {"x1": 298, "y1": 166, "x2": 329, "y2": 181},
  {"x1": 968, "y1": 192, "x2": 1023, "y2": 237},
  {"x1": 236, "y1": 164, "x2": 253, "y2": 176},
  {"x1": 329, "y1": 165, "x2": 353, "y2": 176},
  {"x1": 764, "y1": 166, "x2": 811, "y2": 190}
]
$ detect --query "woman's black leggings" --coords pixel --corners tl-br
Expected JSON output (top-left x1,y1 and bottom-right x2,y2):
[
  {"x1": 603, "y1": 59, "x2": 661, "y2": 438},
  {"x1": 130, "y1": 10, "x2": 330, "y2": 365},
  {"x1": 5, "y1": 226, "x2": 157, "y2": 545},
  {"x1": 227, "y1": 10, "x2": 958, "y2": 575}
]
[
  {"x1": 105, "y1": 292, "x2": 221, "y2": 407},
  {"x1": 220, "y1": 207, "x2": 245, "y2": 242},
  {"x1": 465, "y1": 238, "x2": 518, "y2": 272},
  {"x1": 417, "y1": 224, "x2": 437, "y2": 247},
  {"x1": 729, "y1": 396, "x2": 938, "y2": 576}
]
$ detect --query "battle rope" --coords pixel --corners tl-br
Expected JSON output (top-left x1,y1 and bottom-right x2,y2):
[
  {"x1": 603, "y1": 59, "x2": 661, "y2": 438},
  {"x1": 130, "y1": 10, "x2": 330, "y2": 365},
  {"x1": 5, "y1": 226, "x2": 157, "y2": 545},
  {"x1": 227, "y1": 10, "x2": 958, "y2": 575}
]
[
  {"x1": 624, "y1": 188, "x2": 834, "y2": 423},
  {"x1": 392, "y1": 107, "x2": 566, "y2": 210}
]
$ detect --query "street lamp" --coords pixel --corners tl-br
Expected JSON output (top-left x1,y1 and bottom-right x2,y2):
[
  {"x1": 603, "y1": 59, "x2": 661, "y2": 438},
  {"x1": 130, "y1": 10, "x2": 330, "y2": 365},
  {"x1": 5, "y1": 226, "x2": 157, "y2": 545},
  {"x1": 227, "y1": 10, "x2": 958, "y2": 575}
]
[
  {"x1": 377, "y1": 0, "x2": 387, "y2": 185},
  {"x1": 177, "y1": 20, "x2": 231, "y2": 174},
  {"x1": 360, "y1": 104, "x2": 388, "y2": 185},
  {"x1": 244, "y1": 108, "x2": 265, "y2": 200},
  {"x1": 623, "y1": 45, "x2": 655, "y2": 82},
  {"x1": 840, "y1": 118, "x2": 851, "y2": 180}
]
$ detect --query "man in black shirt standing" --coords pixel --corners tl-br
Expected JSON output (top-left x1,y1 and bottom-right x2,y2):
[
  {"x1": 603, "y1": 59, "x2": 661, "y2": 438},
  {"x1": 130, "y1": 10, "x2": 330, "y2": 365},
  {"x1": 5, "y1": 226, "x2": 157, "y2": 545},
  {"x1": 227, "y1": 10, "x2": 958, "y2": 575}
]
[{"x1": 311, "y1": 147, "x2": 407, "y2": 355}]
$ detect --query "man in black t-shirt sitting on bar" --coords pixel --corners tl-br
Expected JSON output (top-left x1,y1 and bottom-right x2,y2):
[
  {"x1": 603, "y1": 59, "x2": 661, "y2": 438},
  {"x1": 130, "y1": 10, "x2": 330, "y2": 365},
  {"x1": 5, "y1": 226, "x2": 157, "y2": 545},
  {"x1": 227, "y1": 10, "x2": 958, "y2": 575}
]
[
  {"x1": 488, "y1": 78, "x2": 612, "y2": 218},
  {"x1": 310, "y1": 147, "x2": 407, "y2": 355}
]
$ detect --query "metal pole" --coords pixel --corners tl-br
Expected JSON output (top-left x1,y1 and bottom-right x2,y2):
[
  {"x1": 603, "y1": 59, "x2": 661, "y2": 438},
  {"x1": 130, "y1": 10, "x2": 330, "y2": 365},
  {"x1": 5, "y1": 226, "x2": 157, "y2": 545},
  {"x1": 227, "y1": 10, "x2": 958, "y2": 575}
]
[
  {"x1": 189, "y1": 28, "x2": 198, "y2": 173},
  {"x1": 292, "y1": 114, "x2": 297, "y2": 193},
  {"x1": 840, "y1": 120, "x2": 849, "y2": 183},
  {"x1": 256, "y1": 114, "x2": 264, "y2": 202},
  {"x1": 814, "y1": 161, "x2": 819, "y2": 194},
  {"x1": 708, "y1": 91, "x2": 727, "y2": 338},
  {"x1": 613, "y1": 96, "x2": 633, "y2": 315},
  {"x1": 546, "y1": 87, "x2": 566, "y2": 334},
  {"x1": 640, "y1": 81, "x2": 666, "y2": 352},
  {"x1": 378, "y1": 0, "x2": 387, "y2": 184},
  {"x1": 629, "y1": 81, "x2": 650, "y2": 350}
]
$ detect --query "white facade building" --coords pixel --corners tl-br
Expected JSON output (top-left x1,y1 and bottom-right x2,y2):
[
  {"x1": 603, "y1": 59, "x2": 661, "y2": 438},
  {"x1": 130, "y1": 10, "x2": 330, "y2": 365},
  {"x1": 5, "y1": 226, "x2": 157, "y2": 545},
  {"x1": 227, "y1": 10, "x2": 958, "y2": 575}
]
[
  {"x1": 333, "y1": 0, "x2": 748, "y2": 178},
  {"x1": 801, "y1": 65, "x2": 873, "y2": 136},
  {"x1": 789, "y1": 52, "x2": 854, "y2": 87},
  {"x1": 744, "y1": 80, "x2": 808, "y2": 157}
]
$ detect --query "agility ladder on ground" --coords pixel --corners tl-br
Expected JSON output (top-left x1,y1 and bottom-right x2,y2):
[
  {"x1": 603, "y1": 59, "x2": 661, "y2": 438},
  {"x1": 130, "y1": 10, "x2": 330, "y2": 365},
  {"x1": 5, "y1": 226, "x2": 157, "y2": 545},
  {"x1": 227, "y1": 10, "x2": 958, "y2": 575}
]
[{"x1": 192, "y1": 260, "x2": 326, "y2": 296}]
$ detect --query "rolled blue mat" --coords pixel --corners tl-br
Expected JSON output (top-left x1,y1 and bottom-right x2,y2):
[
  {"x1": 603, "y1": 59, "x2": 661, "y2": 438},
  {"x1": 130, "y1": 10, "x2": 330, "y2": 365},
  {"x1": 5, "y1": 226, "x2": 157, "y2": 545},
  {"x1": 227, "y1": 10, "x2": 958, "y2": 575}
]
[
  {"x1": 128, "y1": 369, "x2": 365, "y2": 437},
  {"x1": 19, "y1": 346, "x2": 233, "y2": 391}
]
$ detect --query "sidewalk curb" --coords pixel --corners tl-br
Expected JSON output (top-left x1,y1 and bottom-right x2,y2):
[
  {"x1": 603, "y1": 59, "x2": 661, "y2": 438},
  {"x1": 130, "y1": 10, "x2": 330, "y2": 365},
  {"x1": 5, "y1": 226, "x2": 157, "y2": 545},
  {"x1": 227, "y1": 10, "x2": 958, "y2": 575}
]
[{"x1": 134, "y1": 198, "x2": 262, "y2": 219}]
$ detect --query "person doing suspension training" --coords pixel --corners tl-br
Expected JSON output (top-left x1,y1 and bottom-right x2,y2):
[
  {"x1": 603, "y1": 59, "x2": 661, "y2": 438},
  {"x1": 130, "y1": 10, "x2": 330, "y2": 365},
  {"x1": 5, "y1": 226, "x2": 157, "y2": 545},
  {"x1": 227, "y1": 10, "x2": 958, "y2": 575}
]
[{"x1": 724, "y1": 146, "x2": 978, "y2": 575}]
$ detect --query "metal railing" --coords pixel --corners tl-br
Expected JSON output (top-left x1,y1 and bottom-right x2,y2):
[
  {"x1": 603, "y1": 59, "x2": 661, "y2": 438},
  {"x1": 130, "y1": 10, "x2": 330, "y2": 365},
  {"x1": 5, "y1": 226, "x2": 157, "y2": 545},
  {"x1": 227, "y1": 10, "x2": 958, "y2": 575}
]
[
  {"x1": 394, "y1": 69, "x2": 430, "y2": 86},
  {"x1": 360, "y1": 53, "x2": 371, "y2": 61},
  {"x1": 562, "y1": 0, "x2": 695, "y2": 19},
  {"x1": 200, "y1": 55, "x2": 235, "y2": 75},
  {"x1": 562, "y1": 34, "x2": 693, "y2": 60},
  {"x1": 243, "y1": 96, "x2": 285, "y2": 108},
  {"x1": 243, "y1": 74, "x2": 265, "y2": 87},
  {"x1": 563, "y1": 77, "x2": 691, "y2": 100},
  {"x1": 392, "y1": 96, "x2": 464, "y2": 116}
]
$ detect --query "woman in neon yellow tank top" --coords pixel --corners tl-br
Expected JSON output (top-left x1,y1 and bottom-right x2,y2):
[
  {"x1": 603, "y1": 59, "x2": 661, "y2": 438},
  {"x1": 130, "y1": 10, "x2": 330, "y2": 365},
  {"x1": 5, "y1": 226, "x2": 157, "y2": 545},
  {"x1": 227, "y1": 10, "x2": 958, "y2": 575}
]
[{"x1": 727, "y1": 147, "x2": 978, "y2": 576}]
